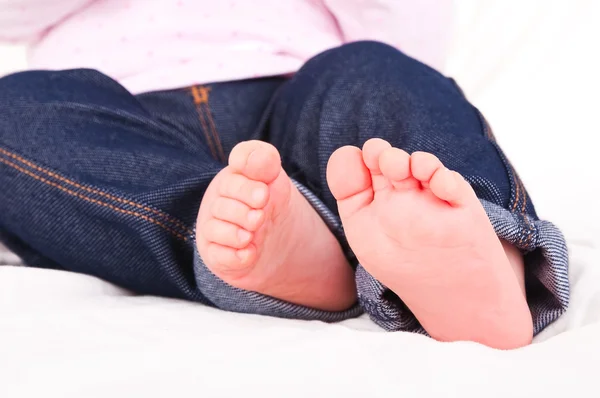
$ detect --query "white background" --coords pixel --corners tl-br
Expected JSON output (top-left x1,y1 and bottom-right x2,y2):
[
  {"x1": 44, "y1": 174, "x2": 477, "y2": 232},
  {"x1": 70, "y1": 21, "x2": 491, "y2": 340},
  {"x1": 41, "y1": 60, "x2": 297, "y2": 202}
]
[{"x1": 445, "y1": 0, "x2": 599, "y2": 245}]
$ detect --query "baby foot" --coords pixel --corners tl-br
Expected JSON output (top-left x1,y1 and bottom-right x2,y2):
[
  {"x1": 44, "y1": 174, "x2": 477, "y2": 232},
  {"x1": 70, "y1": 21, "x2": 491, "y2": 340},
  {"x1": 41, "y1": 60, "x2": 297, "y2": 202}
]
[
  {"x1": 197, "y1": 140, "x2": 356, "y2": 311},
  {"x1": 327, "y1": 138, "x2": 533, "y2": 349}
]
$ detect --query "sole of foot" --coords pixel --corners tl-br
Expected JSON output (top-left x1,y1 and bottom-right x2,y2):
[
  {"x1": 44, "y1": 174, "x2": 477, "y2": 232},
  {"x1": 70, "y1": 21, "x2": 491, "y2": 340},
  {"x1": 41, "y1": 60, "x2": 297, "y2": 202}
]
[
  {"x1": 196, "y1": 140, "x2": 357, "y2": 312},
  {"x1": 327, "y1": 138, "x2": 533, "y2": 349}
]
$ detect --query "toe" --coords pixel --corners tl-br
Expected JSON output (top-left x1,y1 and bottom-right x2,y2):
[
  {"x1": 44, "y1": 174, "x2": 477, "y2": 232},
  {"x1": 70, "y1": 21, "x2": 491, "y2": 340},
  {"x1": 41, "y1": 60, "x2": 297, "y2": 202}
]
[
  {"x1": 410, "y1": 152, "x2": 444, "y2": 184},
  {"x1": 203, "y1": 218, "x2": 253, "y2": 249},
  {"x1": 211, "y1": 197, "x2": 265, "y2": 232},
  {"x1": 379, "y1": 147, "x2": 419, "y2": 190},
  {"x1": 429, "y1": 168, "x2": 477, "y2": 206},
  {"x1": 205, "y1": 242, "x2": 257, "y2": 272},
  {"x1": 219, "y1": 173, "x2": 269, "y2": 209},
  {"x1": 327, "y1": 145, "x2": 373, "y2": 217},
  {"x1": 228, "y1": 140, "x2": 282, "y2": 184},
  {"x1": 362, "y1": 138, "x2": 392, "y2": 191},
  {"x1": 235, "y1": 245, "x2": 257, "y2": 267}
]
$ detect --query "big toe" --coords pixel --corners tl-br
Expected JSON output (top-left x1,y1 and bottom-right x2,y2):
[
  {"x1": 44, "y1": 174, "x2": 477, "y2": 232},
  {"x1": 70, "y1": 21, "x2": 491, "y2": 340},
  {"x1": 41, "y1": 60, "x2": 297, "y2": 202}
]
[
  {"x1": 327, "y1": 145, "x2": 373, "y2": 217},
  {"x1": 229, "y1": 140, "x2": 282, "y2": 184}
]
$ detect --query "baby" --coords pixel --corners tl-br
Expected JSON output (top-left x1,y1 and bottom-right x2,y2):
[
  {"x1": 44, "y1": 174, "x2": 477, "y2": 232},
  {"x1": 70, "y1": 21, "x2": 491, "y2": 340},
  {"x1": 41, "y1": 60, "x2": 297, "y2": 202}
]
[{"x1": 0, "y1": 0, "x2": 569, "y2": 349}]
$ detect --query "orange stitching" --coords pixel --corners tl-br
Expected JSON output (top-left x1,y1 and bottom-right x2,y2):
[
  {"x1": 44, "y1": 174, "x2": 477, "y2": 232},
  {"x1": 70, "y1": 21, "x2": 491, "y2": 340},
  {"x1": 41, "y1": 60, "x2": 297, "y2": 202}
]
[
  {"x1": 522, "y1": 209, "x2": 533, "y2": 229},
  {"x1": 198, "y1": 104, "x2": 218, "y2": 159},
  {"x1": 0, "y1": 156, "x2": 189, "y2": 242},
  {"x1": 0, "y1": 147, "x2": 192, "y2": 236},
  {"x1": 510, "y1": 168, "x2": 534, "y2": 246},
  {"x1": 524, "y1": 230, "x2": 533, "y2": 247},
  {"x1": 191, "y1": 85, "x2": 210, "y2": 104},
  {"x1": 191, "y1": 86, "x2": 218, "y2": 160},
  {"x1": 521, "y1": 221, "x2": 533, "y2": 248},
  {"x1": 203, "y1": 102, "x2": 226, "y2": 162},
  {"x1": 515, "y1": 173, "x2": 533, "y2": 227},
  {"x1": 482, "y1": 114, "x2": 533, "y2": 245},
  {"x1": 519, "y1": 177, "x2": 528, "y2": 215},
  {"x1": 511, "y1": 169, "x2": 520, "y2": 212},
  {"x1": 191, "y1": 85, "x2": 226, "y2": 162}
]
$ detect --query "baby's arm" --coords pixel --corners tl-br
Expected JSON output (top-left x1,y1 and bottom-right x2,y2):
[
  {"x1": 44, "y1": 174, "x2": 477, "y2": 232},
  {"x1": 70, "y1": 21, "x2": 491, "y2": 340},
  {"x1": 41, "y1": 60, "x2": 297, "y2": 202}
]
[
  {"x1": 323, "y1": 0, "x2": 454, "y2": 71},
  {"x1": 0, "y1": 0, "x2": 96, "y2": 44}
]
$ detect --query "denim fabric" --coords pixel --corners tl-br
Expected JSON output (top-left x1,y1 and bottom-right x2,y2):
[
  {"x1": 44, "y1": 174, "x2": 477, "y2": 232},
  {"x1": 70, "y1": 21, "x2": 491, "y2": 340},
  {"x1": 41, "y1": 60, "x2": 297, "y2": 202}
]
[{"x1": 0, "y1": 41, "x2": 568, "y2": 334}]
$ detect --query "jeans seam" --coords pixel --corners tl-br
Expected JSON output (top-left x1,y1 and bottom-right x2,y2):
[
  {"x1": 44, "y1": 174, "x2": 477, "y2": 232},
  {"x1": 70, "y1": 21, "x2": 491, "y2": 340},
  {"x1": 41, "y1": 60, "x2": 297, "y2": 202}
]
[
  {"x1": 473, "y1": 108, "x2": 524, "y2": 210},
  {"x1": 190, "y1": 85, "x2": 226, "y2": 163},
  {"x1": 201, "y1": 90, "x2": 226, "y2": 162},
  {"x1": 518, "y1": 176, "x2": 528, "y2": 214},
  {"x1": 504, "y1": 156, "x2": 535, "y2": 247},
  {"x1": 470, "y1": 106, "x2": 537, "y2": 247},
  {"x1": 518, "y1": 177, "x2": 535, "y2": 246},
  {"x1": 511, "y1": 166, "x2": 522, "y2": 212},
  {"x1": 190, "y1": 86, "x2": 218, "y2": 159},
  {"x1": 510, "y1": 165, "x2": 529, "y2": 217},
  {"x1": 427, "y1": 79, "x2": 531, "y2": 227},
  {"x1": 0, "y1": 148, "x2": 192, "y2": 241}
]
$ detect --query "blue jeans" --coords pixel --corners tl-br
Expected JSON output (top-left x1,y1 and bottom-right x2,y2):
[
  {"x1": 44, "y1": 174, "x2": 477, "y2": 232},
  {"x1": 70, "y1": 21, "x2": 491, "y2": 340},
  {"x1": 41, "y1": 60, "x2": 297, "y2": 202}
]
[{"x1": 0, "y1": 42, "x2": 569, "y2": 334}]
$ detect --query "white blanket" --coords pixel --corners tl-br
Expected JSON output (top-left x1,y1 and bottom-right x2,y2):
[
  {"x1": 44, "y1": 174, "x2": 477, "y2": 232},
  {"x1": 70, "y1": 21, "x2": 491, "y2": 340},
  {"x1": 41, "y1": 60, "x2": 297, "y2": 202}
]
[
  {"x1": 1, "y1": 242, "x2": 599, "y2": 397},
  {"x1": 1, "y1": 1, "x2": 600, "y2": 397}
]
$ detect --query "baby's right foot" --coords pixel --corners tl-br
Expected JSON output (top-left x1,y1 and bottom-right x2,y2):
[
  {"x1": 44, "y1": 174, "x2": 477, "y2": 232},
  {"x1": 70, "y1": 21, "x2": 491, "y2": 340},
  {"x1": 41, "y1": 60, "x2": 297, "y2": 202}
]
[
  {"x1": 327, "y1": 139, "x2": 533, "y2": 349},
  {"x1": 196, "y1": 141, "x2": 356, "y2": 312}
]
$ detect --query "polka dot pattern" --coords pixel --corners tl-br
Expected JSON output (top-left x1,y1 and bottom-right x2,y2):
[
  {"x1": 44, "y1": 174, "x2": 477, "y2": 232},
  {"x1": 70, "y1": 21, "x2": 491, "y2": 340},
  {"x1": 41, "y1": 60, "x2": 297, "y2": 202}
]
[{"x1": 6, "y1": 0, "x2": 452, "y2": 94}]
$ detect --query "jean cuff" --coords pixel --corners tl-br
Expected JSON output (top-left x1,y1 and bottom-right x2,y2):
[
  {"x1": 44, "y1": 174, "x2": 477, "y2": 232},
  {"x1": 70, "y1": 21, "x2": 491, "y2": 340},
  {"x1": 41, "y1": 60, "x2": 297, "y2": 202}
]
[
  {"x1": 480, "y1": 199, "x2": 569, "y2": 334},
  {"x1": 192, "y1": 179, "x2": 363, "y2": 322},
  {"x1": 354, "y1": 200, "x2": 570, "y2": 336}
]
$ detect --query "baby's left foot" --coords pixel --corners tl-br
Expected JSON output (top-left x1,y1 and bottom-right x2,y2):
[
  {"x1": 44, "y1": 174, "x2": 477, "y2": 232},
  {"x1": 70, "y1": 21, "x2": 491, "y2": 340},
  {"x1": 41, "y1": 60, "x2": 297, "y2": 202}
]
[
  {"x1": 327, "y1": 139, "x2": 533, "y2": 349},
  {"x1": 196, "y1": 140, "x2": 356, "y2": 312}
]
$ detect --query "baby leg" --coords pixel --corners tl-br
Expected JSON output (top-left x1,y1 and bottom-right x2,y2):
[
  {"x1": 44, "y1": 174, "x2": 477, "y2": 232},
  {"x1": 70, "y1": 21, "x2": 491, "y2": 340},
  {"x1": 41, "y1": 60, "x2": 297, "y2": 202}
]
[
  {"x1": 0, "y1": 69, "x2": 222, "y2": 300},
  {"x1": 269, "y1": 41, "x2": 569, "y2": 348},
  {"x1": 0, "y1": 70, "x2": 361, "y2": 322}
]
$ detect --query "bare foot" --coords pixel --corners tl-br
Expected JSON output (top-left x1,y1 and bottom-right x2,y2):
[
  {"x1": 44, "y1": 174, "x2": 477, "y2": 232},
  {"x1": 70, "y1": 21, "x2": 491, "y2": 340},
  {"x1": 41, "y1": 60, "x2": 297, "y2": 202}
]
[
  {"x1": 327, "y1": 138, "x2": 533, "y2": 349},
  {"x1": 196, "y1": 140, "x2": 356, "y2": 312}
]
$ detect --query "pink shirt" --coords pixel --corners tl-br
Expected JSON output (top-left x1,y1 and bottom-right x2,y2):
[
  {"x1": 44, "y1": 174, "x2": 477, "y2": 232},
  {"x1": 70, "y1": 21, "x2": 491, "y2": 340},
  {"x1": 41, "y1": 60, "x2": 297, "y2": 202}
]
[{"x1": 0, "y1": 0, "x2": 454, "y2": 94}]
